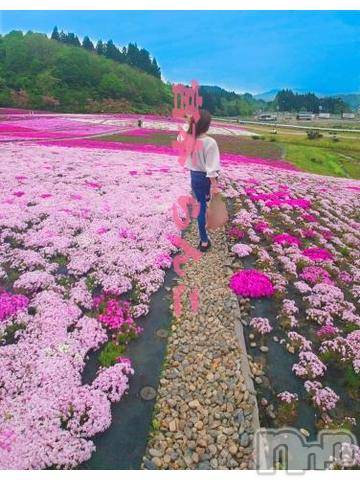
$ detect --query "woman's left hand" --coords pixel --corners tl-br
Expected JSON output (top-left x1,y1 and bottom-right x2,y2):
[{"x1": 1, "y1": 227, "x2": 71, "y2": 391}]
[{"x1": 210, "y1": 184, "x2": 220, "y2": 196}]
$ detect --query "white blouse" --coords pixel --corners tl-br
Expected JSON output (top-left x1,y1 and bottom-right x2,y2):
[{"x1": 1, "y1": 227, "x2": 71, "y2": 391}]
[{"x1": 184, "y1": 134, "x2": 221, "y2": 178}]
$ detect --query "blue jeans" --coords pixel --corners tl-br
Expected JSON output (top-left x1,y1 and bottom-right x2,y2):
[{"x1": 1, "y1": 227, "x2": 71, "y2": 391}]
[{"x1": 190, "y1": 170, "x2": 210, "y2": 243}]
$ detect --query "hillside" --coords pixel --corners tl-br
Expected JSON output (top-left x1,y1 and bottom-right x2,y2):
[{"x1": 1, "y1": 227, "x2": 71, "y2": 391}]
[
  {"x1": 336, "y1": 93, "x2": 360, "y2": 111},
  {"x1": 200, "y1": 85, "x2": 266, "y2": 117},
  {"x1": 256, "y1": 89, "x2": 359, "y2": 112},
  {"x1": 0, "y1": 30, "x2": 172, "y2": 113}
]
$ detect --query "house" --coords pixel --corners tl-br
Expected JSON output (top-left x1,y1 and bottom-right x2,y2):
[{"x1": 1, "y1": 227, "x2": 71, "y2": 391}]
[
  {"x1": 342, "y1": 113, "x2": 355, "y2": 119},
  {"x1": 318, "y1": 113, "x2": 331, "y2": 119},
  {"x1": 296, "y1": 112, "x2": 314, "y2": 120},
  {"x1": 257, "y1": 113, "x2": 277, "y2": 121}
]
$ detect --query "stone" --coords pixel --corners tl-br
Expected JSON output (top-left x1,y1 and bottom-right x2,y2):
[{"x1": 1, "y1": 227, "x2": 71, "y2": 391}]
[
  {"x1": 260, "y1": 346, "x2": 269, "y2": 353},
  {"x1": 189, "y1": 399, "x2": 201, "y2": 409},
  {"x1": 169, "y1": 420, "x2": 177, "y2": 432},
  {"x1": 300, "y1": 428, "x2": 310, "y2": 438},
  {"x1": 184, "y1": 455, "x2": 193, "y2": 467},
  {"x1": 197, "y1": 437, "x2": 208, "y2": 448},
  {"x1": 152, "y1": 457, "x2": 162, "y2": 468},
  {"x1": 228, "y1": 458, "x2": 239, "y2": 468},
  {"x1": 208, "y1": 444, "x2": 217, "y2": 456},
  {"x1": 170, "y1": 451, "x2": 179, "y2": 461},
  {"x1": 192, "y1": 452, "x2": 199, "y2": 463},
  {"x1": 240, "y1": 432, "x2": 250, "y2": 447},
  {"x1": 229, "y1": 444, "x2": 238, "y2": 455},
  {"x1": 140, "y1": 386, "x2": 157, "y2": 401},
  {"x1": 143, "y1": 458, "x2": 156, "y2": 470},
  {"x1": 156, "y1": 328, "x2": 169, "y2": 339},
  {"x1": 149, "y1": 448, "x2": 162, "y2": 458},
  {"x1": 163, "y1": 454, "x2": 171, "y2": 464},
  {"x1": 266, "y1": 405, "x2": 276, "y2": 419}
]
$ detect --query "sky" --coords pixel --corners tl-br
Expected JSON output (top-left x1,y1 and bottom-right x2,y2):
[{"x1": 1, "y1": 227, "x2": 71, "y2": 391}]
[{"x1": 0, "y1": 10, "x2": 359, "y2": 94}]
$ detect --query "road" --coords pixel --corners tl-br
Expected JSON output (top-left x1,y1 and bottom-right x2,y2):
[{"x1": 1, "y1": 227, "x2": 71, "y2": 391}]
[{"x1": 215, "y1": 117, "x2": 360, "y2": 134}]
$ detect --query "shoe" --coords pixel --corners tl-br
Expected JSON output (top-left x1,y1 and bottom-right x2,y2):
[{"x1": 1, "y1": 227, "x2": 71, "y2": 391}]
[{"x1": 198, "y1": 239, "x2": 211, "y2": 252}]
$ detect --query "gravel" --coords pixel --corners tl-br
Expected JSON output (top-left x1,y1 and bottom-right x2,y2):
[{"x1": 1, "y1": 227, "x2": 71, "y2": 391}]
[{"x1": 142, "y1": 226, "x2": 256, "y2": 469}]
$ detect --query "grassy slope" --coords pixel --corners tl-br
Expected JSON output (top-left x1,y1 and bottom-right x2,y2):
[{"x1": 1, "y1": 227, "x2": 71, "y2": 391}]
[{"x1": 0, "y1": 32, "x2": 172, "y2": 113}]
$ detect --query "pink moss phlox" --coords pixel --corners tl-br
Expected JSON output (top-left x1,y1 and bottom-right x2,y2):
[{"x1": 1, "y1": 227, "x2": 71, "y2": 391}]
[
  {"x1": 229, "y1": 269, "x2": 275, "y2": 298},
  {"x1": 302, "y1": 247, "x2": 333, "y2": 262}
]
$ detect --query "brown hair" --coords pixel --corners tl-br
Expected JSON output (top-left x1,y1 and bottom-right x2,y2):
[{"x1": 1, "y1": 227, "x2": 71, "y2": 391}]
[{"x1": 188, "y1": 109, "x2": 212, "y2": 137}]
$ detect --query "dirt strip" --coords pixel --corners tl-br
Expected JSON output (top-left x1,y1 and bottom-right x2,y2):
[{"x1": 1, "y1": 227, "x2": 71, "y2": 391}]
[{"x1": 142, "y1": 225, "x2": 259, "y2": 470}]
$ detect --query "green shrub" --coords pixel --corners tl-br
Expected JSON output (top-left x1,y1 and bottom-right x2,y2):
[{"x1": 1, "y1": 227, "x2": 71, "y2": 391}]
[
  {"x1": 85, "y1": 275, "x2": 98, "y2": 293},
  {"x1": 344, "y1": 366, "x2": 360, "y2": 396},
  {"x1": 307, "y1": 130, "x2": 323, "y2": 140},
  {"x1": 99, "y1": 341, "x2": 126, "y2": 367}
]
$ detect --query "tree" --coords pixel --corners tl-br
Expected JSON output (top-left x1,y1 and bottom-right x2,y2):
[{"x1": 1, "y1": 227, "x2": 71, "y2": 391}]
[
  {"x1": 59, "y1": 30, "x2": 67, "y2": 43},
  {"x1": 96, "y1": 40, "x2": 105, "y2": 55},
  {"x1": 99, "y1": 73, "x2": 125, "y2": 98},
  {"x1": 66, "y1": 33, "x2": 81, "y2": 47},
  {"x1": 126, "y1": 42, "x2": 140, "y2": 67},
  {"x1": 104, "y1": 40, "x2": 122, "y2": 62},
  {"x1": 82, "y1": 36, "x2": 94, "y2": 51},
  {"x1": 150, "y1": 58, "x2": 161, "y2": 78},
  {"x1": 53, "y1": 49, "x2": 92, "y2": 87},
  {"x1": 35, "y1": 70, "x2": 60, "y2": 95},
  {"x1": 51, "y1": 26, "x2": 60, "y2": 42}
]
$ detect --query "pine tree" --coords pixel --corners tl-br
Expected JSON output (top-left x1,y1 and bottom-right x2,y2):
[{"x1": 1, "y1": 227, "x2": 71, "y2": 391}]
[
  {"x1": 104, "y1": 40, "x2": 120, "y2": 62},
  {"x1": 126, "y1": 42, "x2": 140, "y2": 67},
  {"x1": 82, "y1": 36, "x2": 95, "y2": 51},
  {"x1": 51, "y1": 26, "x2": 60, "y2": 42},
  {"x1": 67, "y1": 33, "x2": 81, "y2": 47},
  {"x1": 151, "y1": 58, "x2": 161, "y2": 79},
  {"x1": 96, "y1": 40, "x2": 105, "y2": 55},
  {"x1": 59, "y1": 30, "x2": 67, "y2": 44}
]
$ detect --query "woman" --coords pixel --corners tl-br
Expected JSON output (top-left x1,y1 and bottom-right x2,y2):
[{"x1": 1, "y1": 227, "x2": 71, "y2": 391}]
[{"x1": 185, "y1": 109, "x2": 220, "y2": 252}]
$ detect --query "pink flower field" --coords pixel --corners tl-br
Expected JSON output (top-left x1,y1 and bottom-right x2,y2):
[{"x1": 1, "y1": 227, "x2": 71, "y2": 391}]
[
  {"x1": 0, "y1": 110, "x2": 254, "y2": 142},
  {"x1": 224, "y1": 162, "x2": 360, "y2": 434},
  {"x1": 0, "y1": 141, "x2": 188, "y2": 468},
  {"x1": 0, "y1": 111, "x2": 359, "y2": 468}
]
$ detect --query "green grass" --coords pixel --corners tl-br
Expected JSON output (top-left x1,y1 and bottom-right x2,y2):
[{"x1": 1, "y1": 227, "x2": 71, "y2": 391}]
[
  {"x1": 100, "y1": 133, "x2": 173, "y2": 146},
  {"x1": 212, "y1": 134, "x2": 283, "y2": 159},
  {"x1": 283, "y1": 144, "x2": 348, "y2": 177}
]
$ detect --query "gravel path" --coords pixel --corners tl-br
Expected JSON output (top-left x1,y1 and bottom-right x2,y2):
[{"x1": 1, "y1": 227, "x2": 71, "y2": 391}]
[{"x1": 143, "y1": 225, "x2": 258, "y2": 470}]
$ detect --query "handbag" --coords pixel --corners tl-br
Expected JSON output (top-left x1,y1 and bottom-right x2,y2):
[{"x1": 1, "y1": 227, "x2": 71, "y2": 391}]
[{"x1": 206, "y1": 193, "x2": 229, "y2": 231}]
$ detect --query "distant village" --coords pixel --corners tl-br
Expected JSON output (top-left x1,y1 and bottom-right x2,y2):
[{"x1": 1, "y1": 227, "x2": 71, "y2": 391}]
[{"x1": 256, "y1": 111, "x2": 358, "y2": 122}]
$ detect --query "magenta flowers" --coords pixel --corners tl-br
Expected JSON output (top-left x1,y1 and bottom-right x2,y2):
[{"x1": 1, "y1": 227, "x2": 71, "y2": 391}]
[
  {"x1": 227, "y1": 225, "x2": 245, "y2": 240},
  {"x1": 302, "y1": 247, "x2": 333, "y2": 262},
  {"x1": 229, "y1": 269, "x2": 275, "y2": 298},
  {"x1": 273, "y1": 233, "x2": 302, "y2": 247},
  {"x1": 0, "y1": 290, "x2": 29, "y2": 322},
  {"x1": 93, "y1": 295, "x2": 139, "y2": 332}
]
